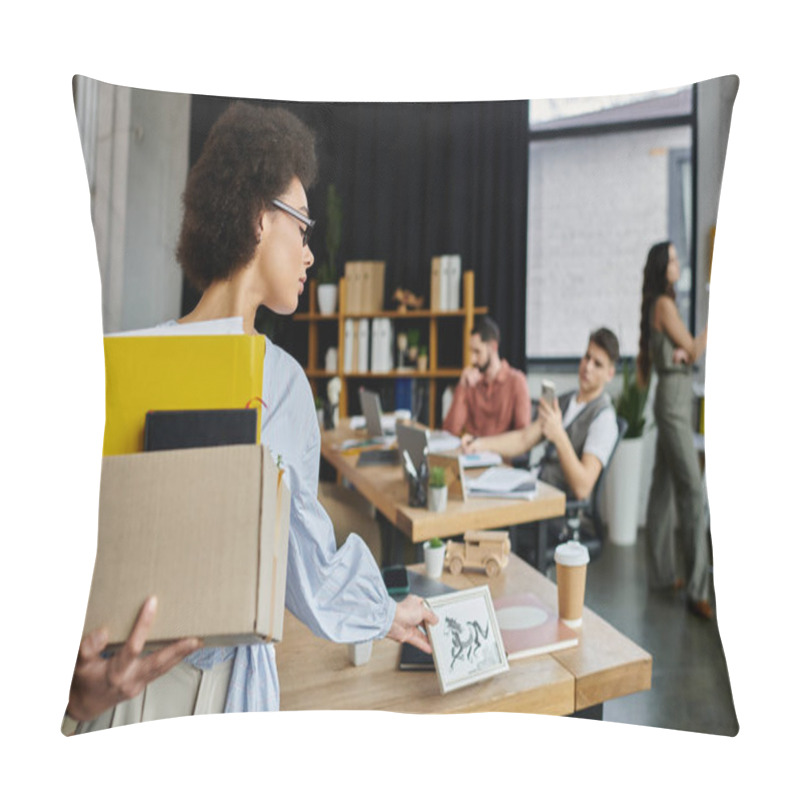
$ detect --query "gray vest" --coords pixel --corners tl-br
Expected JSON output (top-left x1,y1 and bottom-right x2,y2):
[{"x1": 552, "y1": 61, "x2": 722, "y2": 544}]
[{"x1": 537, "y1": 391, "x2": 612, "y2": 497}]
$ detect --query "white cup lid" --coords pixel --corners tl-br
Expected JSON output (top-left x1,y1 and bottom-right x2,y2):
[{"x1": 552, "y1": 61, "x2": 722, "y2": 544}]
[{"x1": 554, "y1": 540, "x2": 590, "y2": 567}]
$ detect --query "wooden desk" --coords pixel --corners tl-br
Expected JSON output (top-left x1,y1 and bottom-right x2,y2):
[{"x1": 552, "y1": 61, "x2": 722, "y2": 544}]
[
  {"x1": 320, "y1": 423, "x2": 566, "y2": 556},
  {"x1": 276, "y1": 553, "x2": 652, "y2": 716}
]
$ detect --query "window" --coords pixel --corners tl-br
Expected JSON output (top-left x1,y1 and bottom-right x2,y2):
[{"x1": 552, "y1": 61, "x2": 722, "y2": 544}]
[{"x1": 526, "y1": 86, "x2": 694, "y2": 360}]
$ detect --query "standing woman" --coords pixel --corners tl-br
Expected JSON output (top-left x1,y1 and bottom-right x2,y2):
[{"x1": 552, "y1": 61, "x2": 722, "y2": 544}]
[
  {"x1": 66, "y1": 102, "x2": 436, "y2": 732},
  {"x1": 637, "y1": 241, "x2": 713, "y2": 620}
]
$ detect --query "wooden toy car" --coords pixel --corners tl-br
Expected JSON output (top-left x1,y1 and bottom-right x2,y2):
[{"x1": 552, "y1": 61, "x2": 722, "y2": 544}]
[{"x1": 445, "y1": 530, "x2": 510, "y2": 577}]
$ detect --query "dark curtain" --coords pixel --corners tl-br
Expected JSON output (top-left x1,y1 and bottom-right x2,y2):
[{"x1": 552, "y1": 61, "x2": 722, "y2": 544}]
[{"x1": 183, "y1": 96, "x2": 529, "y2": 369}]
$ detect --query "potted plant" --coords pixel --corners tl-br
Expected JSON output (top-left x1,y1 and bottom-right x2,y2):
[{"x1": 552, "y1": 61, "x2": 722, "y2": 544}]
[
  {"x1": 602, "y1": 360, "x2": 650, "y2": 546},
  {"x1": 406, "y1": 328, "x2": 420, "y2": 364},
  {"x1": 317, "y1": 183, "x2": 342, "y2": 315},
  {"x1": 427, "y1": 466, "x2": 448, "y2": 513},
  {"x1": 417, "y1": 345, "x2": 428, "y2": 372},
  {"x1": 423, "y1": 536, "x2": 446, "y2": 577}
]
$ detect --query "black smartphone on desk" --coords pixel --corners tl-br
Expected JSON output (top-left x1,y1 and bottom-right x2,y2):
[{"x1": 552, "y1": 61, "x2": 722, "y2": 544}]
[{"x1": 382, "y1": 565, "x2": 409, "y2": 596}]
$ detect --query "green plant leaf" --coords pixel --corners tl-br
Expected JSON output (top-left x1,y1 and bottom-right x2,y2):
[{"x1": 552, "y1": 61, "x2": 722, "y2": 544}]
[
  {"x1": 429, "y1": 466, "x2": 446, "y2": 488},
  {"x1": 614, "y1": 360, "x2": 649, "y2": 439}
]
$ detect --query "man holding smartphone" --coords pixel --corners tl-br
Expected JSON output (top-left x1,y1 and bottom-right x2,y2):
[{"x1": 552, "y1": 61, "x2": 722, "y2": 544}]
[
  {"x1": 461, "y1": 328, "x2": 619, "y2": 502},
  {"x1": 443, "y1": 316, "x2": 531, "y2": 438}
]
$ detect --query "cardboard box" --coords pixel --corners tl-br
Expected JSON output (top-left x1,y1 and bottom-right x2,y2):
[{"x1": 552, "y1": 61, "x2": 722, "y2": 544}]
[{"x1": 83, "y1": 444, "x2": 290, "y2": 647}]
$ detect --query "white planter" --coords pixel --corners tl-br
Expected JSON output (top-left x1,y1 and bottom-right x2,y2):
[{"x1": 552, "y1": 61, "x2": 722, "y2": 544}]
[
  {"x1": 427, "y1": 486, "x2": 447, "y2": 513},
  {"x1": 423, "y1": 541, "x2": 446, "y2": 577},
  {"x1": 602, "y1": 437, "x2": 644, "y2": 546},
  {"x1": 637, "y1": 422, "x2": 658, "y2": 529},
  {"x1": 317, "y1": 283, "x2": 338, "y2": 315},
  {"x1": 348, "y1": 640, "x2": 373, "y2": 666}
]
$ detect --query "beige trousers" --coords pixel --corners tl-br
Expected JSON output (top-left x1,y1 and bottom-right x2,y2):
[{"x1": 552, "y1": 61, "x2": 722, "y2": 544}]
[
  {"x1": 645, "y1": 372, "x2": 711, "y2": 603},
  {"x1": 76, "y1": 658, "x2": 233, "y2": 734}
]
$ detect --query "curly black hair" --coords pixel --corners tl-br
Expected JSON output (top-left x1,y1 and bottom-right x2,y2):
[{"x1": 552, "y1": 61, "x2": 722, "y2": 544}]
[
  {"x1": 176, "y1": 101, "x2": 318, "y2": 290},
  {"x1": 636, "y1": 241, "x2": 676, "y2": 385}
]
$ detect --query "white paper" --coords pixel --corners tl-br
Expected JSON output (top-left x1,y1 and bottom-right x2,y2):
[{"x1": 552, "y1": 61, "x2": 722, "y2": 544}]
[
  {"x1": 427, "y1": 430, "x2": 463, "y2": 453},
  {"x1": 467, "y1": 466, "x2": 537, "y2": 493}
]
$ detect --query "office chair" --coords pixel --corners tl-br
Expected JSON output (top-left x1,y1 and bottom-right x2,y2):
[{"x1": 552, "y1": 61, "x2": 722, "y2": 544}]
[{"x1": 513, "y1": 415, "x2": 628, "y2": 575}]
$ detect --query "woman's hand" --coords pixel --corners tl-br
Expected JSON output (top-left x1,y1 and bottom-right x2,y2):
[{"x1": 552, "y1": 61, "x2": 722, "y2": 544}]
[
  {"x1": 672, "y1": 347, "x2": 690, "y2": 365},
  {"x1": 67, "y1": 596, "x2": 202, "y2": 723},
  {"x1": 387, "y1": 594, "x2": 439, "y2": 654}
]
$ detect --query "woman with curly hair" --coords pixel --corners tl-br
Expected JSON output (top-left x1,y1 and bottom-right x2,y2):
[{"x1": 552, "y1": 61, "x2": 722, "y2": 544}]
[
  {"x1": 65, "y1": 102, "x2": 437, "y2": 733},
  {"x1": 637, "y1": 241, "x2": 712, "y2": 620}
]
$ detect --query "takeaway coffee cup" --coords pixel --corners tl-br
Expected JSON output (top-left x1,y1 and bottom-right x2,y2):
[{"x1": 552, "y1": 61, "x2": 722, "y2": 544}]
[{"x1": 554, "y1": 541, "x2": 590, "y2": 628}]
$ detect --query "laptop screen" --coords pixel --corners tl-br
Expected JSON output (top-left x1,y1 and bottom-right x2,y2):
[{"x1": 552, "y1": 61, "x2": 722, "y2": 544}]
[
  {"x1": 396, "y1": 421, "x2": 430, "y2": 476},
  {"x1": 358, "y1": 388, "x2": 385, "y2": 438}
]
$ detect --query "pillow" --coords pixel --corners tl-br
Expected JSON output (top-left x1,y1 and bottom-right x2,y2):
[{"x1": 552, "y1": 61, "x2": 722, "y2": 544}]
[{"x1": 70, "y1": 75, "x2": 737, "y2": 737}]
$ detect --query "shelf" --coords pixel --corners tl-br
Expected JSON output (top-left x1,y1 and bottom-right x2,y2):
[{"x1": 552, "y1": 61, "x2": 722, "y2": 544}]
[
  {"x1": 298, "y1": 271, "x2": 480, "y2": 428},
  {"x1": 295, "y1": 307, "x2": 487, "y2": 322},
  {"x1": 337, "y1": 369, "x2": 462, "y2": 380}
]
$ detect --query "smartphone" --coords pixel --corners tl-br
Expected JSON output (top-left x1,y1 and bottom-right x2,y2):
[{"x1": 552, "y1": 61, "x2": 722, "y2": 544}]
[
  {"x1": 541, "y1": 379, "x2": 556, "y2": 406},
  {"x1": 381, "y1": 565, "x2": 410, "y2": 596}
]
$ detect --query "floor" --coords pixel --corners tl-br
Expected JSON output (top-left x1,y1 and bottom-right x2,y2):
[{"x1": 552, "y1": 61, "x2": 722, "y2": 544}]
[{"x1": 534, "y1": 529, "x2": 739, "y2": 737}]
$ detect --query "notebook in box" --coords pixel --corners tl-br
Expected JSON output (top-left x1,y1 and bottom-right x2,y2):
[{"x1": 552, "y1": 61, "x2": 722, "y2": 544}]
[{"x1": 144, "y1": 408, "x2": 258, "y2": 451}]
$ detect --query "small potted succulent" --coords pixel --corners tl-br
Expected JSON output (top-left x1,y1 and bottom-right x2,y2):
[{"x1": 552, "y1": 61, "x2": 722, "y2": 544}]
[
  {"x1": 427, "y1": 466, "x2": 448, "y2": 513},
  {"x1": 423, "y1": 536, "x2": 446, "y2": 578}
]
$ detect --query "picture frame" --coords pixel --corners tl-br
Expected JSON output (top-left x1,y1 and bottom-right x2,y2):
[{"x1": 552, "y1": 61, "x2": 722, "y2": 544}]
[{"x1": 424, "y1": 586, "x2": 509, "y2": 694}]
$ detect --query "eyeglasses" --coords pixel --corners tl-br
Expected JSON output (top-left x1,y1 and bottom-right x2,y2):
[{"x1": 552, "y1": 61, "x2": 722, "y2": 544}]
[{"x1": 272, "y1": 198, "x2": 315, "y2": 247}]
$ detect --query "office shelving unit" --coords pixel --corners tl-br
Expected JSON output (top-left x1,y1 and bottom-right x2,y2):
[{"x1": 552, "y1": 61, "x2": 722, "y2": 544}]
[{"x1": 295, "y1": 270, "x2": 487, "y2": 428}]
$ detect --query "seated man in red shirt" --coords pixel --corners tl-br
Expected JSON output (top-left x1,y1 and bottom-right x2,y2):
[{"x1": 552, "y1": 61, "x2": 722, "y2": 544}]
[{"x1": 442, "y1": 316, "x2": 531, "y2": 437}]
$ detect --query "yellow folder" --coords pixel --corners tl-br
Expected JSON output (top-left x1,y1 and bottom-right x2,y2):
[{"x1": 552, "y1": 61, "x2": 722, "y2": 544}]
[{"x1": 103, "y1": 334, "x2": 266, "y2": 456}]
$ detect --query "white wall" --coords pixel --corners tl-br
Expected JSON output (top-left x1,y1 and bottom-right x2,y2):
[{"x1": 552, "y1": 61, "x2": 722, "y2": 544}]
[
  {"x1": 77, "y1": 78, "x2": 190, "y2": 333},
  {"x1": 527, "y1": 125, "x2": 691, "y2": 359},
  {"x1": 524, "y1": 76, "x2": 738, "y2": 529}
]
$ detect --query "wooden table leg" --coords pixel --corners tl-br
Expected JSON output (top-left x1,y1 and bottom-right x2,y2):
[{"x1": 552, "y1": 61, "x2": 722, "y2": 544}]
[{"x1": 378, "y1": 513, "x2": 407, "y2": 567}]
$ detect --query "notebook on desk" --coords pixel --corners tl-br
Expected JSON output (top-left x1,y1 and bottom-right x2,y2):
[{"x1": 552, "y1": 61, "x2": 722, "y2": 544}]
[
  {"x1": 426, "y1": 429, "x2": 462, "y2": 453},
  {"x1": 356, "y1": 448, "x2": 399, "y2": 466}
]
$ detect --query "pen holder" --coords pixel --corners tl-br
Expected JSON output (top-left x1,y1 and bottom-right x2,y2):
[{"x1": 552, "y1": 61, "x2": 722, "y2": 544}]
[
  {"x1": 405, "y1": 459, "x2": 428, "y2": 508},
  {"x1": 322, "y1": 401, "x2": 338, "y2": 431}
]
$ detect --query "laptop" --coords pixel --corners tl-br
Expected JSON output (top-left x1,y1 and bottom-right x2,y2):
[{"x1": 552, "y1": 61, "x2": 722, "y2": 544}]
[
  {"x1": 358, "y1": 388, "x2": 394, "y2": 438},
  {"x1": 396, "y1": 421, "x2": 430, "y2": 477}
]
